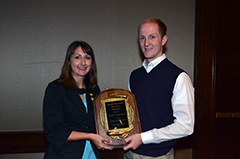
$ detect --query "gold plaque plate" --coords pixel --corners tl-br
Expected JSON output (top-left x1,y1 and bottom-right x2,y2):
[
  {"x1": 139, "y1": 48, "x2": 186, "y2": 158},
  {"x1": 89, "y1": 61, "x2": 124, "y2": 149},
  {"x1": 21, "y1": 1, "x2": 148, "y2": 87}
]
[{"x1": 93, "y1": 88, "x2": 141, "y2": 148}]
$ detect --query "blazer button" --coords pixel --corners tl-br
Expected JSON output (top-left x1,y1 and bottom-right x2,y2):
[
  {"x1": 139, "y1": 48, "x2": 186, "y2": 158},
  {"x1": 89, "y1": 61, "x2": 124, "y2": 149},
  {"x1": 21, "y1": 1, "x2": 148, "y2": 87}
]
[{"x1": 83, "y1": 125, "x2": 88, "y2": 129}]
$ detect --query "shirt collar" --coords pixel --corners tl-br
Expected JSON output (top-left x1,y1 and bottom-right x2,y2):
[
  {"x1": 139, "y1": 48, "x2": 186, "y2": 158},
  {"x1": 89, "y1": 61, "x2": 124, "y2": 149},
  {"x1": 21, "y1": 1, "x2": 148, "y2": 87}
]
[{"x1": 142, "y1": 54, "x2": 166, "y2": 73}]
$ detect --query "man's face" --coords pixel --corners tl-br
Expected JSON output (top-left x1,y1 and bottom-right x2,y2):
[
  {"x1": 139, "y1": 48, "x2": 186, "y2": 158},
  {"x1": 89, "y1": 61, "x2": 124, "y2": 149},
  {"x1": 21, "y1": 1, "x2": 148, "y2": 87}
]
[{"x1": 138, "y1": 22, "x2": 167, "y2": 64}]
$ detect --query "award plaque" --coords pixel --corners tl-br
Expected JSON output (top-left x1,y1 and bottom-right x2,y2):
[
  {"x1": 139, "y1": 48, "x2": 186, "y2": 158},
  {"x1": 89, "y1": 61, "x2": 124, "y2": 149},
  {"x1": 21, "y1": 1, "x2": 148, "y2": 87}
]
[{"x1": 93, "y1": 88, "x2": 141, "y2": 148}]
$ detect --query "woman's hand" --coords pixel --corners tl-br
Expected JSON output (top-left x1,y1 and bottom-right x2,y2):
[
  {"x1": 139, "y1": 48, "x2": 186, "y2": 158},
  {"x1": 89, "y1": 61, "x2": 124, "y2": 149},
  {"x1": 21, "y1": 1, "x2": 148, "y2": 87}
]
[
  {"x1": 68, "y1": 131, "x2": 113, "y2": 150},
  {"x1": 90, "y1": 134, "x2": 113, "y2": 150}
]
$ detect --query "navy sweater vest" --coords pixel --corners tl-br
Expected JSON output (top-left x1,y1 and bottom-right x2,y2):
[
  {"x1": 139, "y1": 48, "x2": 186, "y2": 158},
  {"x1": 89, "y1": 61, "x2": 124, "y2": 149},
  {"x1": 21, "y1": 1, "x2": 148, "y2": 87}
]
[{"x1": 130, "y1": 58, "x2": 184, "y2": 157}]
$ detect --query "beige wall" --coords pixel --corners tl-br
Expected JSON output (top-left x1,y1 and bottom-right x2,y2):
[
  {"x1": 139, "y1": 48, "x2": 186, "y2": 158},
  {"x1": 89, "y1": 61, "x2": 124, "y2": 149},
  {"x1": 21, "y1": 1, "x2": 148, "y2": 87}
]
[{"x1": 0, "y1": 0, "x2": 195, "y2": 131}]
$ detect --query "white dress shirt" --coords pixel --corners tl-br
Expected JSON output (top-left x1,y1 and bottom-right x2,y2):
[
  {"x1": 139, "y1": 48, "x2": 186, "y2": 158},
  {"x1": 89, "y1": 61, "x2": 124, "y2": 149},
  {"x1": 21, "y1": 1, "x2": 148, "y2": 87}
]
[{"x1": 128, "y1": 54, "x2": 195, "y2": 144}]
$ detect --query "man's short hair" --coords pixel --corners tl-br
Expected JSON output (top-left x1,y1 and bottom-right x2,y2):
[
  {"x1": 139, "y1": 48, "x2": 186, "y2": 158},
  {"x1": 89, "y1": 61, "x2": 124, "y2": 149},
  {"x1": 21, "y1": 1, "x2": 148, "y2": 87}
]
[{"x1": 138, "y1": 18, "x2": 167, "y2": 37}]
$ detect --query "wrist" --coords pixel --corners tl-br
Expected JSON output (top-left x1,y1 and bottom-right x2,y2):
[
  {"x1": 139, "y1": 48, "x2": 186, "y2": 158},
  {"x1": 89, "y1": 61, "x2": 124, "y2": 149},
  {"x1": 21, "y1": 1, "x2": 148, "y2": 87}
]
[
  {"x1": 141, "y1": 131, "x2": 153, "y2": 144},
  {"x1": 88, "y1": 133, "x2": 95, "y2": 141}
]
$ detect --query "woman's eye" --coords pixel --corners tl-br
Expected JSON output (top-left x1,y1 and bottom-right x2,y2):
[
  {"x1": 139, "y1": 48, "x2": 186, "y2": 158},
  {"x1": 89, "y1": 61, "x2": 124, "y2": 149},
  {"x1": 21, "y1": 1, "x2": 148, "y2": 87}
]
[
  {"x1": 74, "y1": 56, "x2": 80, "y2": 59},
  {"x1": 85, "y1": 56, "x2": 91, "y2": 60}
]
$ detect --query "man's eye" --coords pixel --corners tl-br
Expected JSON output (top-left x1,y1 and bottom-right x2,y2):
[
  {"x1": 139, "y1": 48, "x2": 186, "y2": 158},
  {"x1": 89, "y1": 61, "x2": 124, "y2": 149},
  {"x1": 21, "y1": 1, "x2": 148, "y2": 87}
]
[
  {"x1": 150, "y1": 36, "x2": 155, "y2": 39},
  {"x1": 139, "y1": 36, "x2": 145, "y2": 40}
]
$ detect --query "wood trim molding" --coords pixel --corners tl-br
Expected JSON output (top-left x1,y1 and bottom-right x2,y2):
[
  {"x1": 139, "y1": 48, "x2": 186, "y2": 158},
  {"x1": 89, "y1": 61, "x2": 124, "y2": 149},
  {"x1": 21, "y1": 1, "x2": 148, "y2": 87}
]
[
  {"x1": 0, "y1": 131, "x2": 47, "y2": 154},
  {"x1": 0, "y1": 131, "x2": 194, "y2": 154}
]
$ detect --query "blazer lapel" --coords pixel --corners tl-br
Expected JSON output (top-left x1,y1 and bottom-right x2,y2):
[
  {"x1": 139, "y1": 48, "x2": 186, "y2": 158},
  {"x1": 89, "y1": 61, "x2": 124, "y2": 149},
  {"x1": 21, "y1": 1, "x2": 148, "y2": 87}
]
[
  {"x1": 66, "y1": 89, "x2": 87, "y2": 115},
  {"x1": 86, "y1": 90, "x2": 93, "y2": 115}
]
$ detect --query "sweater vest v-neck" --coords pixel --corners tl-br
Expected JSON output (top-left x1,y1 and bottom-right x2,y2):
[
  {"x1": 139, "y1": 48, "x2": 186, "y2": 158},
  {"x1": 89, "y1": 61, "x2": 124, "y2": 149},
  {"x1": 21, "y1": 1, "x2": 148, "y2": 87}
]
[{"x1": 129, "y1": 58, "x2": 184, "y2": 157}]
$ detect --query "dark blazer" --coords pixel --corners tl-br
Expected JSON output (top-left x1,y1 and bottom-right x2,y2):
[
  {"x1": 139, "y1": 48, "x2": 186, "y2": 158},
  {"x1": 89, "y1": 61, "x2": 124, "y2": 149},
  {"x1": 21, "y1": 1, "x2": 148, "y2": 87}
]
[{"x1": 43, "y1": 80, "x2": 101, "y2": 159}]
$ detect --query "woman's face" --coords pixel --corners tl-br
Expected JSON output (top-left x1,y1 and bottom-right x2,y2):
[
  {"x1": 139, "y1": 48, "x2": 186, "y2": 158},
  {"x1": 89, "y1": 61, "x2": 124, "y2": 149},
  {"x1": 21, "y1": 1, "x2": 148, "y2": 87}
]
[{"x1": 70, "y1": 46, "x2": 92, "y2": 80}]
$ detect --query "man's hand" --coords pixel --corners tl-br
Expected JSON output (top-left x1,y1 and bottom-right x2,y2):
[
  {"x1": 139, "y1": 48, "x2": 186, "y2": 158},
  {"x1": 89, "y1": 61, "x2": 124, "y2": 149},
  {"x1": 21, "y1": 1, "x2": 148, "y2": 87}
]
[{"x1": 123, "y1": 133, "x2": 142, "y2": 151}]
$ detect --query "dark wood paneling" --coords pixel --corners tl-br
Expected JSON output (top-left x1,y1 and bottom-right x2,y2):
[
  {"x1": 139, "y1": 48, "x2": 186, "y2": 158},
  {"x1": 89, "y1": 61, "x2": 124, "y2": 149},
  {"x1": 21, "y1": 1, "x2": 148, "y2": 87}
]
[
  {"x1": 195, "y1": 0, "x2": 240, "y2": 158},
  {"x1": 194, "y1": 0, "x2": 216, "y2": 158},
  {"x1": 214, "y1": 1, "x2": 240, "y2": 158},
  {"x1": 216, "y1": 0, "x2": 240, "y2": 48},
  {"x1": 173, "y1": 134, "x2": 195, "y2": 149},
  {"x1": 0, "y1": 131, "x2": 47, "y2": 154},
  {"x1": 215, "y1": 119, "x2": 240, "y2": 159},
  {"x1": 215, "y1": 48, "x2": 240, "y2": 112},
  {"x1": 0, "y1": 131, "x2": 194, "y2": 154}
]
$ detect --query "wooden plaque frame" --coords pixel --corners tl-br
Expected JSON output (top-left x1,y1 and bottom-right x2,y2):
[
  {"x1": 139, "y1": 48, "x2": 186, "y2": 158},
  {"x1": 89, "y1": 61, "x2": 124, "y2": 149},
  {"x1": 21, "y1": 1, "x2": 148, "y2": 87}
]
[{"x1": 93, "y1": 88, "x2": 141, "y2": 148}]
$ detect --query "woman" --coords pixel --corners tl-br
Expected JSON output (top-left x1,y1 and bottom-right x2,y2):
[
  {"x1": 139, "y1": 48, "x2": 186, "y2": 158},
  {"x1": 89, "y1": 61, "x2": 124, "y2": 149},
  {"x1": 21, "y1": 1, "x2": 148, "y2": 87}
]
[{"x1": 43, "y1": 41, "x2": 112, "y2": 159}]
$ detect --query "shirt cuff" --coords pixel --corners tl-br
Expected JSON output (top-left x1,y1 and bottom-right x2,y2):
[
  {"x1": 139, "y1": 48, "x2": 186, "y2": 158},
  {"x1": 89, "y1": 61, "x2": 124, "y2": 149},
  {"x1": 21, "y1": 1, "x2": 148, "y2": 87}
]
[{"x1": 141, "y1": 130, "x2": 154, "y2": 144}]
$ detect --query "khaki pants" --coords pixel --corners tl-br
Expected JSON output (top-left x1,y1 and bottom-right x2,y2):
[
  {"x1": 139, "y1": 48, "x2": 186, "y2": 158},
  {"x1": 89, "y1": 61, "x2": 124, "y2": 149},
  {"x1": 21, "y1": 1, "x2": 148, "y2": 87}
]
[{"x1": 124, "y1": 148, "x2": 174, "y2": 159}]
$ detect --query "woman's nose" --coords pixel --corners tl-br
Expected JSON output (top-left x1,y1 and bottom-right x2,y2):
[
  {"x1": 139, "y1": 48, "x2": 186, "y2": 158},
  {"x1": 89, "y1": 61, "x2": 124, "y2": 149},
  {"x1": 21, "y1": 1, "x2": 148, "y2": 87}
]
[{"x1": 81, "y1": 58, "x2": 86, "y2": 65}]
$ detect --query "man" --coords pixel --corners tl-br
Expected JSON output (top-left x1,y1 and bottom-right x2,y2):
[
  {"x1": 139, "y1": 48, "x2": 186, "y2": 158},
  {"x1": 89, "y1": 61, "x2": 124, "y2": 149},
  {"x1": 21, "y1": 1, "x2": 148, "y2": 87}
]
[{"x1": 123, "y1": 18, "x2": 194, "y2": 159}]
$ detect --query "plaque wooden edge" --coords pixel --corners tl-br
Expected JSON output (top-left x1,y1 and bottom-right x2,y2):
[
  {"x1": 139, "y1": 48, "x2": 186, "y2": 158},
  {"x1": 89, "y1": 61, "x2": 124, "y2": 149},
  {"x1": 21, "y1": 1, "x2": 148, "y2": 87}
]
[{"x1": 93, "y1": 88, "x2": 141, "y2": 148}]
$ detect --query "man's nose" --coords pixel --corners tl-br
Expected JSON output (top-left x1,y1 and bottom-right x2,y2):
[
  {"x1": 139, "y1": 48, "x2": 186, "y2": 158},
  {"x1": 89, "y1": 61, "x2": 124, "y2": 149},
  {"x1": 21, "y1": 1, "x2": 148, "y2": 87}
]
[{"x1": 144, "y1": 38, "x2": 150, "y2": 46}]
